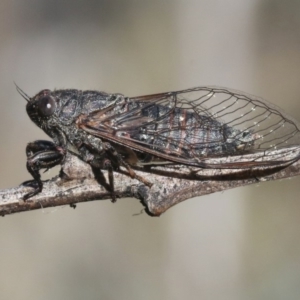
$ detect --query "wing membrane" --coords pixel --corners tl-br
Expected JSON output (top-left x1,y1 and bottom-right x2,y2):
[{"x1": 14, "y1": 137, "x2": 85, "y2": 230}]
[{"x1": 78, "y1": 87, "x2": 300, "y2": 169}]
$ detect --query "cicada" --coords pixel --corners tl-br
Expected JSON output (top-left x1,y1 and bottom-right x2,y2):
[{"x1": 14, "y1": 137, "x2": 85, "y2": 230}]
[{"x1": 17, "y1": 86, "x2": 300, "y2": 201}]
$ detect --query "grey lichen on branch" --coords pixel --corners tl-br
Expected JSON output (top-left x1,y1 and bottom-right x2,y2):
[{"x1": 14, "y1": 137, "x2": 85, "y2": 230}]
[{"x1": 0, "y1": 152, "x2": 300, "y2": 217}]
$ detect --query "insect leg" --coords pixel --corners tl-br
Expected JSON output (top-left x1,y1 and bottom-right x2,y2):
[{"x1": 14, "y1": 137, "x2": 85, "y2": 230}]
[
  {"x1": 91, "y1": 165, "x2": 116, "y2": 202},
  {"x1": 76, "y1": 142, "x2": 118, "y2": 202},
  {"x1": 23, "y1": 140, "x2": 65, "y2": 200},
  {"x1": 103, "y1": 143, "x2": 153, "y2": 188},
  {"x1": 103, "y1": 159, "x2": 117, "y2": 202}
]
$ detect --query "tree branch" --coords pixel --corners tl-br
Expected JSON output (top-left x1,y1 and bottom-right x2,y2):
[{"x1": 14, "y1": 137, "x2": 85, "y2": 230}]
[{"x1": 1, "y1": 151, "x2": 300, "y2": 217}]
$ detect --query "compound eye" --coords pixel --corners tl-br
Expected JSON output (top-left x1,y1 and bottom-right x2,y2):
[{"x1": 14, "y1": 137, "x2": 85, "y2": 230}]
[{"x1": 37, "y1": 96, "x2": 56, "y2": 117}]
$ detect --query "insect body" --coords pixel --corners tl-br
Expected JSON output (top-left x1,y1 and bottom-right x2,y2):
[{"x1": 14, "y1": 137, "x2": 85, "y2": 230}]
[{"x1": 18, "y1": 86, "x2": 300, "y2": 201}]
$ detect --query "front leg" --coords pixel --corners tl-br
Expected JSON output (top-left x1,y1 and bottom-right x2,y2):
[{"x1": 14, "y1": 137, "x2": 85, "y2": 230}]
[{"x1": 23, "y1": 140, "x2": 66, "y2": 200}]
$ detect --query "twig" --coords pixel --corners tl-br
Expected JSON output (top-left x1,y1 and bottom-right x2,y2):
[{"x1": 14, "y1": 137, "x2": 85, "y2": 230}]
[{"x1": 0, "y1": 153, "x2": 300, "y2": 217}]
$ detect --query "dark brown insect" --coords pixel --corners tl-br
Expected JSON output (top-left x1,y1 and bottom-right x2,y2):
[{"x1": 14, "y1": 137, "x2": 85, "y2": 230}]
[{"x1": 17, "y1": 85, "x2": 300, "y2": 201}]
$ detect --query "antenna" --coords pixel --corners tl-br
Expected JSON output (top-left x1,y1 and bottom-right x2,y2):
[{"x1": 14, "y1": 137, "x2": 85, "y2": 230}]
[{"x1": 14, "y1": 82, "x2": 31, "y2": 102}]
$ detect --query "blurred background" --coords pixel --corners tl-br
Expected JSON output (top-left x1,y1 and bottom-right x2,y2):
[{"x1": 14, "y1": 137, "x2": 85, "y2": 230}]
[{"x1": 0, "y1": 0, "x2": 300, "y2": 299}]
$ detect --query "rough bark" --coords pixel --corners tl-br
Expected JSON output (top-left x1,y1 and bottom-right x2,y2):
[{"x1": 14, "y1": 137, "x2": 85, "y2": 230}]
[{"x1": 0, "y1": 152, "x2": 300, "y2": 217}]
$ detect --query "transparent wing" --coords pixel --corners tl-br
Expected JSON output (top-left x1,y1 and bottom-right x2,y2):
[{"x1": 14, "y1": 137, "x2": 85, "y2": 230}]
[{"x1": 78, "y1": 86, "x2": 300, "y2": 169}]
